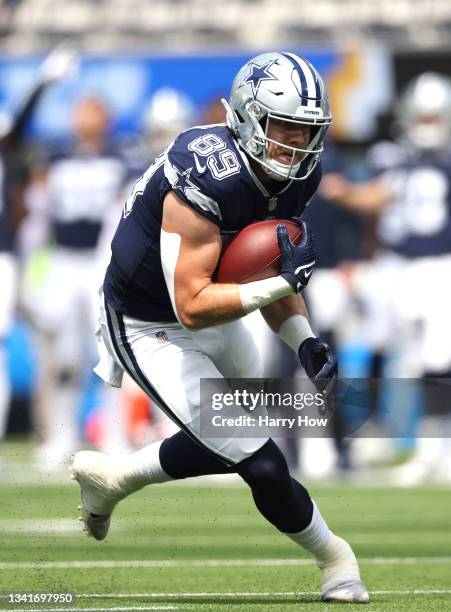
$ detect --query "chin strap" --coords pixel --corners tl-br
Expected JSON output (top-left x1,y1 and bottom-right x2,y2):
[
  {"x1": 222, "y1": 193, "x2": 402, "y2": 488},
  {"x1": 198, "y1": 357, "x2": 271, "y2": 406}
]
[{"x1": 264, "y1": 156, "x2": 301, "y2": 181}]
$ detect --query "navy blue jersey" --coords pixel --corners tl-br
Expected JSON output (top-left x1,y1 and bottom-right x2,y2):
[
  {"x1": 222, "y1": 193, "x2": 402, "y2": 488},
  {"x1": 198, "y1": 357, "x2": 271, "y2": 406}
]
[
  {"x1": 0, "y1": 154, "x2": 29, "y2": 253},
  {"x1": 104, "y1": 124, "x2": 321, "y2": 322},
  {"x1": 0, "y1": 158, "x2": 11, "y2": 252},
  {"x1": 368, "y1": 143, "x2": 451, "y2": 258},
  {"x1": 303, "y1": 142, "x2": 363, "y2": 268},
  {"x1": 47, "y1": 147, "x2": 127, "y2": 249}
]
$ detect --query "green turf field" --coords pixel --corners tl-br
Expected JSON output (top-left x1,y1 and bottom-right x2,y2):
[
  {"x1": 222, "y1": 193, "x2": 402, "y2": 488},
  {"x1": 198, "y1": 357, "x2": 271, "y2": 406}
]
[{"x1": 1, "y1": 440, "x2": 451, "y2": 611}]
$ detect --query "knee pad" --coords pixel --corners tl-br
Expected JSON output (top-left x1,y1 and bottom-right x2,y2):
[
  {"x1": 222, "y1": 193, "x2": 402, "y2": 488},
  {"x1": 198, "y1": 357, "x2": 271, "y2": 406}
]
[{"x1": 237, "y1": 439, "x2": 290, "y2": 489}]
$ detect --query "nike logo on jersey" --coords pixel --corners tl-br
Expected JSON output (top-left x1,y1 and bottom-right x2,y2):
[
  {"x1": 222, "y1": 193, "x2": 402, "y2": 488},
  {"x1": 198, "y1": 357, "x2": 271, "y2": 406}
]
[
  {"x1": 193, "y1": 153, "x2": 207, "y2": 174},
  {"x1": 304, "y1": 268, "x2": 313, "y2": 279}
]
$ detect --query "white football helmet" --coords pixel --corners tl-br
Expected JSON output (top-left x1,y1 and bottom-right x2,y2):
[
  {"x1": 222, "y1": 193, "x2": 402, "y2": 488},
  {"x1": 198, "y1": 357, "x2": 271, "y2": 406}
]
[
  {"x1": 145, "y1": 87, "x2": 194, "y2": 153},
  {"x1": 222, "y1": 52, "x2": 332, "y2": 181},
  {"x1": 397, "y1": 72, "x2": 451, "y2": 151}
]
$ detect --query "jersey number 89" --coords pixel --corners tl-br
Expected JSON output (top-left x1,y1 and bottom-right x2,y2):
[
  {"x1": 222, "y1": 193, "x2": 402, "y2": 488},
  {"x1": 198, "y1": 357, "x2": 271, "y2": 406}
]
[{"x1": 188, "y1": 134, "x2": 240, "y2": 181}]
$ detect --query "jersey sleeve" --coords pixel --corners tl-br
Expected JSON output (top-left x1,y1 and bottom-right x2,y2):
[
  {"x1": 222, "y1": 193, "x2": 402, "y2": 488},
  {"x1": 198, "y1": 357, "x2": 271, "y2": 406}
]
[
  {"x1": 365, "y1": 141, "x2": 407, "y2": 200},
  {"x1": 164, "y1": 129, "x2": 243, "y2": 228},
  {"x1": 366, "y1": 141, "x2": 405, "y2": 176}
]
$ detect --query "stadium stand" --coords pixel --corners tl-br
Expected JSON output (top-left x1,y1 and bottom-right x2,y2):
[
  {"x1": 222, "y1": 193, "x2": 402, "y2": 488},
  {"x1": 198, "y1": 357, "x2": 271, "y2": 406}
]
[{"x1": 0, "y1": 0, "x2": 451, "y2": 51}]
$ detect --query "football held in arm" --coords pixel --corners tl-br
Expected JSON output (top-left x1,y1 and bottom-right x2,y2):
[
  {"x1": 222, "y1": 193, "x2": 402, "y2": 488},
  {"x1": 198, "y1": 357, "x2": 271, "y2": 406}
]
[{"x1": 70, "y1": 51, "x2": 368, "y2": 604}]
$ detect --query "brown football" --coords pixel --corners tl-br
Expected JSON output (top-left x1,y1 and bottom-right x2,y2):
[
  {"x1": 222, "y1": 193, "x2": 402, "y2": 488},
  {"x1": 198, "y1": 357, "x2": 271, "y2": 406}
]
[{"x1": 215, "y1": 219, "x2": 303, "y2": 284}]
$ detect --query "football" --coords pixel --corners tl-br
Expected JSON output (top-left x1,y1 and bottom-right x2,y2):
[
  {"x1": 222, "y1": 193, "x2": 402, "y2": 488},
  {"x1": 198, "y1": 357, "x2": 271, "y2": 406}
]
[{"x1": 215, "y1": 219, "x2": 303, "y2": 284}]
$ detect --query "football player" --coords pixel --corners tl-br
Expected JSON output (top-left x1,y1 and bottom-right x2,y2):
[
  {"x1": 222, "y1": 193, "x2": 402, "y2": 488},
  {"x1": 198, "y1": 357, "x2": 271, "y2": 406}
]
[
  {"x1": 24, "y1": 96, "x2": 128, "y2": 469},
  {"x1": 71, "y1": 52, "x2": 368, "y2": 603},
  {"x1": 0, "y1": 47, "x2": 76, "y2": 464},
  {"x1": 320, "y1": 72, "x2": 451, "y2": 483}
]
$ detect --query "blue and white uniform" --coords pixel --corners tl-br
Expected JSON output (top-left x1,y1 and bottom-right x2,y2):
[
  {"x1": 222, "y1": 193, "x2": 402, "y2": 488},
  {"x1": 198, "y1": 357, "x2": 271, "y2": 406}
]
[
  {"x1": 370, "y1": 143, "x2": 451, "y2": 259},
  {"x1": 361, "y1": 142, "x2": 451, "y2": 373},
  {"x1": 97, "y1": 124, "x2": 320, "y2": 464},
  {"x1": 23, "y1": 145, "x2": 127, "y2": 385},
  {"x1": 104, "y1": 125, "x2": 320, "y2": 323},
  {"x1": 21, "y1": 144, "x2": 128, "y2": 466},
  {"x1": 303, "y1": 144, "x2": 363, "y2": 335},
  {"x1": 25, "y1": 147, "x2": 127, "y2": 335}
]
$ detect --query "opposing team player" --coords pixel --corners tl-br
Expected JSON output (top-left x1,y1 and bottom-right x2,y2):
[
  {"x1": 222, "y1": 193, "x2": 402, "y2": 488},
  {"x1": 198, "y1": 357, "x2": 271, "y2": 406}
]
[
  {"x1": 321, "y1": 72, "x2": 451, "y2": 483},
  {"x1": 71, "y1": 53, "x2": 369, "y2": 603}
]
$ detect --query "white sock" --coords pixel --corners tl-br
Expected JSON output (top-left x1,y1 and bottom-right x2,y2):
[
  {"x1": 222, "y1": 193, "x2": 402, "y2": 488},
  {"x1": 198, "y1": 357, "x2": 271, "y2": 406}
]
[
  {"x1": 116, "y1": 440, "x2": 173, "y2": 493},
  {"x1": 285, "y1": 500, "x2": 331, "y2": 555},
  {"x1": 39, "y1": 380, "x2": 80, "y2": 452},
  {"x1": 100, "y1": 384, "x2": 131, "y2": 454},
  {"x1": 284, "y1": 500, "x2": 360, "y2": 589}
]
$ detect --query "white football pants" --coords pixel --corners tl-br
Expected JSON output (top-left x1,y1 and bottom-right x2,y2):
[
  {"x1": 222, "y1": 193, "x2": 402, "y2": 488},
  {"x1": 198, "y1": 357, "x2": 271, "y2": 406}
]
[{"x1": 94, "y1": 293, "x2": 269, "y2": 465}]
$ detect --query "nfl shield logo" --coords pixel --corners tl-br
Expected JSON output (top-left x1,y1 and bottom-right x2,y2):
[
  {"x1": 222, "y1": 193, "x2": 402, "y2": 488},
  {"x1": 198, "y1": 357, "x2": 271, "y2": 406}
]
[{"x1": 155, "y1": 330, "x2": 168, "y2": 343}]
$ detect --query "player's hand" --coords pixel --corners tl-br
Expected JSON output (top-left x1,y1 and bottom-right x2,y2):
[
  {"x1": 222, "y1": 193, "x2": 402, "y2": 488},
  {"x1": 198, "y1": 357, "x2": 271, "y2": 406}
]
[
  {"x1": 298, "y1": 337, "x2": 338, "y2": 396},
  {"x1": 39, "y1": 44, "x2": 79, "y2": 84},
  {"x1": 277, "y1": 219, "x2": 316, "y2": 292}
]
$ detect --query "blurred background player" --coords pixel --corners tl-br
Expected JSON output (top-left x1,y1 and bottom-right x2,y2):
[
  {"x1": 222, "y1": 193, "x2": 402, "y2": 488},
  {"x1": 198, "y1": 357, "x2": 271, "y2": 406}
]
[
  {"x1": 124, "y1": 87, "x2": 194, "y2": 185},
  {"x1": 301, "y1": 137, "x2": 365, "y2": 476},
  {"x1": 0, "y1": 46, "x2": 76, "y2": 468},
  {"x1": 321, "y1": 72, "x2": 451, "y2": 484},
  {"x1": 22, "y1": 96, "x2": 128, "y2": 470}
]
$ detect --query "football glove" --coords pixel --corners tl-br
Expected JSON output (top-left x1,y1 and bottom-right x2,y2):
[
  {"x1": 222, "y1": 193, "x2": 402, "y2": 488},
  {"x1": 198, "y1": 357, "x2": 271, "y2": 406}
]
[
  {"x1": 298, "y1": 337, "x2": 338, "y2": 397},
  {"x1": 39, "y1": 44, "x2": 79, "y2": 84},
  {"x1": 277, "y1": 219, "x2": 316, "y2": 292}
]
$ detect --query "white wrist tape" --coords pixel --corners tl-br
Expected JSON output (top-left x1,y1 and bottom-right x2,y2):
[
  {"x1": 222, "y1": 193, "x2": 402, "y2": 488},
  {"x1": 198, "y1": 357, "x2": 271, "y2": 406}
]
[
  {"x1": 278, "y1": 314, "x2": 315, "y2": 352},
  {"x1": 238, "y1": 276, "x2": 294, "y2": 314}
]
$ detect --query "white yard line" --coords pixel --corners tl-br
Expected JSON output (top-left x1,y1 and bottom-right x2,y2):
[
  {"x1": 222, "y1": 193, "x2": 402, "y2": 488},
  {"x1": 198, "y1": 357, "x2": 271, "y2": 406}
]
[
  {"x1": 1, "y1": 556, "x2": 451, "y2": 570},
  {"x1": 0, "y1": 519, "x2": 88, "y2": 534}
]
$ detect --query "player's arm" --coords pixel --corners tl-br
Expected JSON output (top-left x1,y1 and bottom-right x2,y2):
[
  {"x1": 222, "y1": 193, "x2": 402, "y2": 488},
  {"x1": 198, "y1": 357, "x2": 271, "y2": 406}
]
[
  {"x1": 262, "y1": 292, "x2": 337, "y2": 395},
  {"x1": 161, "y1": 191, "x2": 314, "y2": 330},
  {"x1": 319, "y1": 172, "x2": 391, "y2": 213},
  {"x1": 2, "y1": 46, "x2": 76, "y2": 149},
  {"x1": 261, "y1": 292, "x2": 309, "y2": 332},
  {"x1": 161, "y1": 191, "x2": 245, "y2": 328}
]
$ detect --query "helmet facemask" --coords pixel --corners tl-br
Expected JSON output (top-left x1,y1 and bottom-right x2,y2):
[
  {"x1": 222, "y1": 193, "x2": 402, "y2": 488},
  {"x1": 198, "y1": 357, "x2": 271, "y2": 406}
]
[
  {"x1": 406, "y1": 115, "x2": 451, "y2": 151},
  {"x1": 253, "y1": 103, "x2": 329, "y2": 180},
  {"x1": 397, "y1": 72, "x2": 451, "y2": 152},
  {"x1": 224, "y1": 52, "x2": 332, "y2": 182}
]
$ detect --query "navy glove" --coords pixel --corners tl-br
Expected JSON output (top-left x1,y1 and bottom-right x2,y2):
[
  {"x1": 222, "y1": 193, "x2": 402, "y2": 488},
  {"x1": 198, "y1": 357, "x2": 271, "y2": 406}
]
[
  {"x1": 277, "y1": 219, "x2": 316, "y2": 292},
  {"x1": 298, "y1": 337, "x2": 338, "y2": 397}
]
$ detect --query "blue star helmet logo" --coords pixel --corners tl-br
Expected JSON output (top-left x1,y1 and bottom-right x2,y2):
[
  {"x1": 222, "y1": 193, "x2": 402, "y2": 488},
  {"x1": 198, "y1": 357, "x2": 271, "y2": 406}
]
[{"x1": 240, "y1": 60, "x2": 278, "y2": 97}]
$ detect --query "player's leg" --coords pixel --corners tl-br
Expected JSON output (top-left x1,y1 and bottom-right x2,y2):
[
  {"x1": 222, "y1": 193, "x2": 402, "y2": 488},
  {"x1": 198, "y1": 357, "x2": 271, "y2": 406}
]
[
  {"x1": 36, "y1": 318, "x2": 82, "y2": 470},
  {"x1": 29, "y1": 250, "x2": 83, "y2": 469},
  {"x1": 71, "y1": 310, "x2": 368, "y2": 601},
  {"x1": 234, "y1": 439, "x2": 368, "y2": 603},
  {"x1": 213, "y1": 318, "x2": 368, "y2": 603},
  {"x1": 71, "y1": 298, "x2": 267, "y2": 538},
  {"x1": 103, "y1": 427, "x2": 368, "y2": 603}
]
